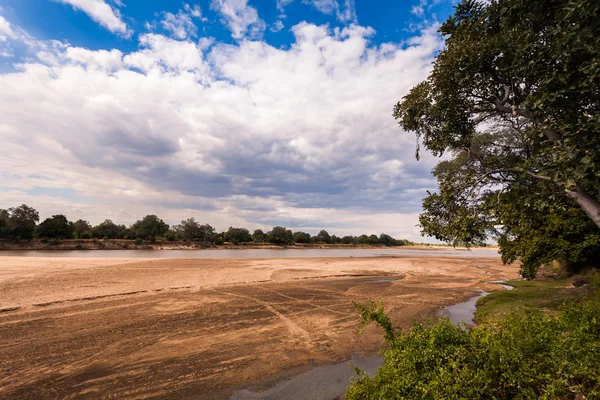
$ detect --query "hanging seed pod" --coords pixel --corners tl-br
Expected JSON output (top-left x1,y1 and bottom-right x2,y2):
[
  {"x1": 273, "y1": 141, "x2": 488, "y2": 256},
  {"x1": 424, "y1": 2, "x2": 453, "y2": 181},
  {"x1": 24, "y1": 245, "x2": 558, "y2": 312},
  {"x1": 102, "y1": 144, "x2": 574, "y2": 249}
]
[{"x1": 423, "y1": 126, "x2": 430, "y2": 145}]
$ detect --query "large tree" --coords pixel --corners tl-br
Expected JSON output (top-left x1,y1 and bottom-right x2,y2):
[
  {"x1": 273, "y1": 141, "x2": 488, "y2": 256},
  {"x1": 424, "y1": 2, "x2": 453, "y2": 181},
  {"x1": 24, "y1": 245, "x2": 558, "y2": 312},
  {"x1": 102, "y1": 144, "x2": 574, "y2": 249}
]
[
  {"x1": 37, "y1": 215, "x2": 73, "y2": 239},
  {"x1": 1, "y1": 205, "x2": 39, "y2": 240},
  {"x1": 395, "y1": 0, "x2": 600, "y2": 276},
  {"x1": 131, "y1": 215, "x2": 169, "y2": 240}
]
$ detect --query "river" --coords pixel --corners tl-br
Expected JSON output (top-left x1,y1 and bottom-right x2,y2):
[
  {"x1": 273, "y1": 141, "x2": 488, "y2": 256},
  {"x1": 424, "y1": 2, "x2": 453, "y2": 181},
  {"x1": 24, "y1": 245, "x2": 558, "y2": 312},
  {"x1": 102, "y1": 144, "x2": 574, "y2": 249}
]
[{"x1": 0, "y1": 247, "x2": 500, "y2": 259}]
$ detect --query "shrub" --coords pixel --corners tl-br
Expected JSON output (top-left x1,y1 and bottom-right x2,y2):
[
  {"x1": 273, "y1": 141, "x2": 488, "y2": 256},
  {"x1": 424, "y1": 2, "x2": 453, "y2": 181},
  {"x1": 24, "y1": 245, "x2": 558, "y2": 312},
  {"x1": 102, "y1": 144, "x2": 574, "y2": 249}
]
[
  {"x1": 348, "y1": 294, "x2": 600, "y2": 399},
  {"x1": 135, "y1": 238, "x2": 143, "y2": 246}
]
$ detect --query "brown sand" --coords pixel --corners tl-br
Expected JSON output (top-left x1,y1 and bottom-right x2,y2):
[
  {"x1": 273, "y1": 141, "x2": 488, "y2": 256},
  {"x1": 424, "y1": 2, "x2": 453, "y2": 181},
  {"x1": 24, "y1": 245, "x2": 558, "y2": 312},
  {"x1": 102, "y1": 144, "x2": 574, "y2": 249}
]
[{"x1": 0, "y1": 256, "x2": 519, "y2": 399}]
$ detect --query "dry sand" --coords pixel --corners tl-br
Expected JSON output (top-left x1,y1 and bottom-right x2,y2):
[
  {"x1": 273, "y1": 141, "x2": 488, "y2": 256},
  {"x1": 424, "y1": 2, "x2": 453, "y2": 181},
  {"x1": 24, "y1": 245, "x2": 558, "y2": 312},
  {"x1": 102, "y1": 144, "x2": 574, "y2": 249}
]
[{"x1": 0, "y1": 256, "x2": 519, "y2": 399}]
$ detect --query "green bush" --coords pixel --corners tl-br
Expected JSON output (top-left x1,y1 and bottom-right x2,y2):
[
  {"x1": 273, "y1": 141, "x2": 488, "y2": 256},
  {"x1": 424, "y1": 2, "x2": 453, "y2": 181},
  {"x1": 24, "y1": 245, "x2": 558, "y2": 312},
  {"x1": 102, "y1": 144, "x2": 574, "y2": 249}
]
[
  {"x1": 347, "y1": 295, "x2": 600, "y2": 399},
  {"x1": 135, "y1": 238, "x2": 143, "y2": 246}
]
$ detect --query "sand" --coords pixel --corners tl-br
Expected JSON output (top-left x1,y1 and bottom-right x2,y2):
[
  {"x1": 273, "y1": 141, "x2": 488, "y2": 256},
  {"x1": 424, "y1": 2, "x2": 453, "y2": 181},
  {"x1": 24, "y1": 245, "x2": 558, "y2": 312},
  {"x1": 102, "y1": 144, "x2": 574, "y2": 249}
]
[{"x1": 0, "y1": 255, "x2": 519, "y2": 399}]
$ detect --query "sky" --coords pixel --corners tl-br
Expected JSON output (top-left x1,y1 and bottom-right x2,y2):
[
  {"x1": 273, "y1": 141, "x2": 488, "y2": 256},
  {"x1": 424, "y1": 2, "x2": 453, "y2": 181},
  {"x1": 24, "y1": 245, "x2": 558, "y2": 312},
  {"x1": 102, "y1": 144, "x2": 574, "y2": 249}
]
[{"x1": 0, "y1": 0, "x2": 457, "y2": 241}]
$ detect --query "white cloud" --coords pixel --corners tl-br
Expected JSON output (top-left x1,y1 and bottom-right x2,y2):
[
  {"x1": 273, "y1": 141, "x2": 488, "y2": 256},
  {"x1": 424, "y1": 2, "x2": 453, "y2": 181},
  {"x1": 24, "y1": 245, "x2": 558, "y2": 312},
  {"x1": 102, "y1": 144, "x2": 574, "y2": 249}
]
[
  {"x1": 54, "y1": 0, "x2": 131, "y2": 37},
  {"x1": 0, "y1": 19, "x2": 444, "y2": 240},
  {"x1": 210, "y1": 0, "x2": 265, "y2": 39},
  {"x1": 270, "y1": 20, "x2": 284, "y2": 33},
  {"x1": 160, "y1": 4, "x2": 203, "y2": 39},
  {"x1": 279, "y1": 0, "x2": 357, "y2": 23},
  {"x1": 184, "y1": 3, "x2": 202, "y2": 18},
  {"x1": 276, "y1": 0, "x2": 294, "y2": 13},
  {"x1": 0, "y1": 15, "x2": 16, "y2": 42}
]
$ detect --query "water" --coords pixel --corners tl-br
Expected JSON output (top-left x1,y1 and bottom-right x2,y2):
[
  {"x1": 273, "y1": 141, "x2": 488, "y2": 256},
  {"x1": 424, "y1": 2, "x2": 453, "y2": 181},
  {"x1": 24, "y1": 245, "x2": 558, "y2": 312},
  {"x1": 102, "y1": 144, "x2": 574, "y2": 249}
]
[
  {"x1": 0, "y1": 248, "x2": 500, "y2": 259},
  {"x1": 442, "y1": 283, "x2": 514, "y2": 325},
  {"x1": 230, "y1": 357, "x2": 382, "y2": 400}
]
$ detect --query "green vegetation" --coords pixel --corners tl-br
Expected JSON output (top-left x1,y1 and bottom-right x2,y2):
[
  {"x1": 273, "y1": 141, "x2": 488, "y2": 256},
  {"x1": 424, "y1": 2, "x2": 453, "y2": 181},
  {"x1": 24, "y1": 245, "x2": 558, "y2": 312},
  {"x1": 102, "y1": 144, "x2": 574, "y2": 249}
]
[
  {"x1": 475, "y1": 279, "x2": 594, "y2": 324},
  {"x1": 0, "y1": 204, "x2": 39, "y2": 240},
  {"x1": 394, "y1": 0, "x2": 600, "y2": 278},
  {"x1": 348, "y1": 281, "x2": 600, "y2": 399},
  {"x1": 0, "y1": 204, "x2": 413, "y2": 246}
]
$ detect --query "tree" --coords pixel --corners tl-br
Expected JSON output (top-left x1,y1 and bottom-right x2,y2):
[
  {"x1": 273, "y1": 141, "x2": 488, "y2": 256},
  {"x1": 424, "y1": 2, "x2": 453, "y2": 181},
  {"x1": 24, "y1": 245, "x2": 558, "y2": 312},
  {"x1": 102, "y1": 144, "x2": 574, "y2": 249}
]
[
  {"x1": 252, "y1": 229, "x2": 266, "y2": 242},
  {"x1": 267, "y1": 226, "x2": 293, "y2": 245},
  {"x1": 92, "y1": 220, "x2": 128, "y2": 239},
  {"x1": 293, "y1": 231, "x2": 311, "y2": 244},
  {"x1": 72, "y1": 219, "x2": 92, "y2": 239},
  {"x1": 342, "y1": 235, "x2": 355, "y2": 244},
  {"x1": 5, "y1": 204, "x2": 39, "y2": 240},
  {"x1": 131, "y1": 215, "x2": 169, "y2": 240},
  {"x1": 315, "y1": 230, "x2": 332, "y2": 244},
  {"x1": 224, "y1": 227, "x2": 252, "y2": 244},
  {"x1": 394, "y1": 0, "x2": 600, "y2": 276},
  {"x1": 0, "y1": 209, "x2": 9, "y2": 238},
  {"x1": 37, "y1": 215, "x2": 73, "y2": 239},
  {"x1": 173, "y1": 218, "x2": 202, "y2": 241},
  {"x1": 379, "y1": 233, "x2": 394, "y2": 247}
]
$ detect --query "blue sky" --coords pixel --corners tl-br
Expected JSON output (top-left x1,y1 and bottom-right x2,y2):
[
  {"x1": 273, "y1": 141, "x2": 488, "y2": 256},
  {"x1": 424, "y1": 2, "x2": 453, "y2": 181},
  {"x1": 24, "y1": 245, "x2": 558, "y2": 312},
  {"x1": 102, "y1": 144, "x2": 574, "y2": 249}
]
[{"x1": 0, "y1": 0, "x2": 457, "y2": 240}]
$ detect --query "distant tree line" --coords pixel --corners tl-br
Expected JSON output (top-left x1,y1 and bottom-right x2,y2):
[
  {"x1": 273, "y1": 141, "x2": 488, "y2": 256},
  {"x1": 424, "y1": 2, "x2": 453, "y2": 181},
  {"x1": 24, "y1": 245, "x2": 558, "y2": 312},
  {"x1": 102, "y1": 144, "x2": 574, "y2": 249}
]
[{"x1": 0, "y1": 204, "x2": 413, "y2": 246}]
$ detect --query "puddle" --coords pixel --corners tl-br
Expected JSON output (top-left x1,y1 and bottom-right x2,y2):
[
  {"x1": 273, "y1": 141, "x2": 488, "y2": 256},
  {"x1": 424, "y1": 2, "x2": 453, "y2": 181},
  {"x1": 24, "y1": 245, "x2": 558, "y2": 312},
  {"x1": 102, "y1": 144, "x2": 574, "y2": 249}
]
[
  {"x1": 230, "y1": 357, "x2": 382, "y2": 400},
  {"x1": 442, "y1": 283, "x2": 513, "y2": 325}
]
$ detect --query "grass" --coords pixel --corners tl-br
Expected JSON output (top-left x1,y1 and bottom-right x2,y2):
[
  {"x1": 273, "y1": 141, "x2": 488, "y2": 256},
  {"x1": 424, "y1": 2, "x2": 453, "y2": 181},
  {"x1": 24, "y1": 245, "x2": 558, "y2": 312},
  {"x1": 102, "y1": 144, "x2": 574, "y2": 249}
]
[{"x1": 475, "y1": 278, "x2": 594, "y2": 323}]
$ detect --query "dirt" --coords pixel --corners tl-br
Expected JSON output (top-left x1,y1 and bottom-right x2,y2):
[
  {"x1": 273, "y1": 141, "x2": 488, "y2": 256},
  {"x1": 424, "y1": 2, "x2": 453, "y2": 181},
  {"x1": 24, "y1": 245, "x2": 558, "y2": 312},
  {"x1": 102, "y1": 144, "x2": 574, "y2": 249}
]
[{"x1": 0, "y1": 256, "x2": 519, "y2": 399}]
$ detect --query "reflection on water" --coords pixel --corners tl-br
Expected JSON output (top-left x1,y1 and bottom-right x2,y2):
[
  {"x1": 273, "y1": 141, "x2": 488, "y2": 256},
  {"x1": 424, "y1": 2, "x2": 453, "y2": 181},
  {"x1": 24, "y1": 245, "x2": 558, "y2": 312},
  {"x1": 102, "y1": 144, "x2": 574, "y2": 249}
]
[
  {"x1": 0, "y1": 248, "x2": 499, "y2": 259},
  {"x1": 231, "y1": 357, "x2": 382, "y2": 400}
]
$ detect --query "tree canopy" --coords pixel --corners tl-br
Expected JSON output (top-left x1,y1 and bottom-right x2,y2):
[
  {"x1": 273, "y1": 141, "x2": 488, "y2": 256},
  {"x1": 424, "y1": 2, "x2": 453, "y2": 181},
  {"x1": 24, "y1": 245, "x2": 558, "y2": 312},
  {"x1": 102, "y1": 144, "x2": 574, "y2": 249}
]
[
  {"x1": 131, "y1": 215, "x2": 169, "y2": 240},
  {"x1": 394, "y1": 0, "x2": 600, "y2": 277},
  {"x1": 37, "y1": 215, "x2": 73, "y2": 239}
]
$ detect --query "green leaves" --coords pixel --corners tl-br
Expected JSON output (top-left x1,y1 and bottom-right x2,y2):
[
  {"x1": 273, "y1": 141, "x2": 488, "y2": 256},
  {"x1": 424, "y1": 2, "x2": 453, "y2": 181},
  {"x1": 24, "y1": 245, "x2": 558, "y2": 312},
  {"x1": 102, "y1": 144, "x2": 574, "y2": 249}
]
[
  {"x1": 394, "y1": 0, "x2": 600, "y2": 276},
  {"x1": 348, "y1": 293, "x2": 600, "y2": 399}
]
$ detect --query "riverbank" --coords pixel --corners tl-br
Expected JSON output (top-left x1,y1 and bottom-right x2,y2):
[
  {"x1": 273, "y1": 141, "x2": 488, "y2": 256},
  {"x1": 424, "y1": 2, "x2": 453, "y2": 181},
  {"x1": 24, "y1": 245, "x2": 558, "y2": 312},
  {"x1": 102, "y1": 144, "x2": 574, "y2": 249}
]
[
  {"x1": 0, "y1": 255, "x2": 517, "y2": 399},
  {"x1": 475, "y1": 273, "x2": 598, "y2": 324},
  {"x1": 0, "y1": 239, "x2": 494, "y2": 251}
]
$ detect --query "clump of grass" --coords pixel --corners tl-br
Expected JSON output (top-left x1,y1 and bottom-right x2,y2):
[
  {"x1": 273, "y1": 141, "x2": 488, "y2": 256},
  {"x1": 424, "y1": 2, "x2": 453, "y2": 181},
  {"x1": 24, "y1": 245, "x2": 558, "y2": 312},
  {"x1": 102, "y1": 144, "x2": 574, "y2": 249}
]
[{"x1": 476, "y1": 278, "x2": 596, "y2": 324}]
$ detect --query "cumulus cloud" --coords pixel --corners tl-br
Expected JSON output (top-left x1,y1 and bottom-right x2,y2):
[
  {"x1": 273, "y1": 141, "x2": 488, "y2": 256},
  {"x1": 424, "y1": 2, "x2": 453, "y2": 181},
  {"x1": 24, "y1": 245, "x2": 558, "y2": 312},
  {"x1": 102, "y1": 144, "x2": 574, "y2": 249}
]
[
  {"x1": 0, "y1": 15, "x2": 444, "y2": 239},
  {"x1": 160, "y1": 4, "x2": 203, "y2": 40},
  {"x1": 54, "y1": 0, "x2": 131, "y2": 37},
  {"x1": 210, "y1": 0, "x2": 265, "y2": 39}
]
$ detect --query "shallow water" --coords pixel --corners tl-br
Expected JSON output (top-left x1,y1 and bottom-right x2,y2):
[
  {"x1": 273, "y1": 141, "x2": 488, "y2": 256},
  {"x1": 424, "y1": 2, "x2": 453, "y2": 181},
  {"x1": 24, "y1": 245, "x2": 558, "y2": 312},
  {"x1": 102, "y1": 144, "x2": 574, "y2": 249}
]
[
  {"x1": 0, "y1": 247, "x2": 500, "y2": 259},
  {"x1": 442, "y1": 283, "x2": 514, "y2": 325},
  {"x1": 230, "y1": 357, "x2": 382, "y2": 400}
]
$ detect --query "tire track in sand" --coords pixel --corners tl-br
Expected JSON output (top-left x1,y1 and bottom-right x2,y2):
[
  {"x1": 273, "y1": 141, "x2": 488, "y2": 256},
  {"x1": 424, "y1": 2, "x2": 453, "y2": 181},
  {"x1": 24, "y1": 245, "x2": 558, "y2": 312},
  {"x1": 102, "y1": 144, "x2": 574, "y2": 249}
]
[{"x1": 214, "y1": 289, "x2": 311, "y2": 344}]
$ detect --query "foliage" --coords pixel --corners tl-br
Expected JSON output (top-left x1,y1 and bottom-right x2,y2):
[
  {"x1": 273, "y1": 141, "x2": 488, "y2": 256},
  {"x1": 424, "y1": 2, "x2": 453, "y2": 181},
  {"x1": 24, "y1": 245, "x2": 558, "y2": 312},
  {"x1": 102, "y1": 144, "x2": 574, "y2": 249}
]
[
  {"x1": 293, "y1": 231, "x2": 311, "y2": 244},
  {"x1": 267, "y1": 226, "x2": 293, "y2": 245},
  {"x1": 252, "y1": 229, "x2": 266, "y2": 242},
  {"x1": 0, "y1": 204, "x2": 412, "y2": 246},
  {"x1": 0, "y1": 205, "x2": 39, "y2": 240},
  {"x1": 72, "y1": 219, "x2": 92, "y2": 239},
  {"x1": 394, "y1": 0, "x2": 600, "y2": 277},
  {"x1": 315, "y1": 229, "x2": 332, "y2": 244},
  {"x1": 37, "y1": 215, "x2": 74, "y2": 239},
  {"x1": 171, "y1": 218, "x2": 215, "y2": 242},
  {"x1": 347, "y1": 293, "x2": 600, "y2": 399},
  {"x1": 92, "y1": 219, "x2": 128, "y2": 239},
  {"x1": 475, "y1": 278, "x2": 595, "y2": 324},
  {"x1": 130, "y1": 215, "x2": 169, "y2": 240},
  {"x1": 224, "y1": 227, "x2": 252, "y2": 244}
]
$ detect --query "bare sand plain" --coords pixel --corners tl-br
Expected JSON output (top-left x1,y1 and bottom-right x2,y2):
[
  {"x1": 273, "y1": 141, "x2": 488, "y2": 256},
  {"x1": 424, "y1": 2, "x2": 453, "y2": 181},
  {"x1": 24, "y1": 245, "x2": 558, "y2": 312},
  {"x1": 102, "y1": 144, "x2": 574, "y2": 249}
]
[{"x1": 0, "y1": 255, "x2": 519, "y2": 399}]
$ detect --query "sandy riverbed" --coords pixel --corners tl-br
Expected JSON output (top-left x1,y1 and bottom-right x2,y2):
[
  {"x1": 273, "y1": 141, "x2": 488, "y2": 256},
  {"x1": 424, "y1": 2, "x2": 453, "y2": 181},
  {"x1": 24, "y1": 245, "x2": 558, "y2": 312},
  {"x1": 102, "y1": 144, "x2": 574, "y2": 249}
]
[{"x1": 0, "y1": 256, "x2": 519, "y2": 399}]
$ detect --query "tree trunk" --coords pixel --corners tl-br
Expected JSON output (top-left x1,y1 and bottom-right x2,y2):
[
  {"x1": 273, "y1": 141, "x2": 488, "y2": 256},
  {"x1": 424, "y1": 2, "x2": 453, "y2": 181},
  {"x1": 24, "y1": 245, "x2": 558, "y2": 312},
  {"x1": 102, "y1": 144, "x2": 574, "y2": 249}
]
[{"x1": 566, "y1": 186, "x2": 600, "y2": 229}]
